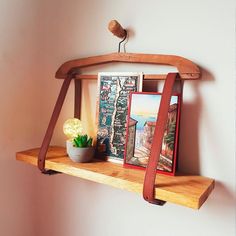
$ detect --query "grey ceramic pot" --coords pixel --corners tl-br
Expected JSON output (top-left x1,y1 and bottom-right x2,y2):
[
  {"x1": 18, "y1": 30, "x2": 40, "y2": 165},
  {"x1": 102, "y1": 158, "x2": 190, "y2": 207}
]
[{"x1": 66, "y1": 140, "x2": 95, "y2": 163}]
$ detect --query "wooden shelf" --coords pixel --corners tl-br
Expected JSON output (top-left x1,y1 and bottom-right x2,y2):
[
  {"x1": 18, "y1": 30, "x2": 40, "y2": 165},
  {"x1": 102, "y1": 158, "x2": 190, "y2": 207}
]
[{"x1": 16, "y1": 146, "x2": 214, "y2": 209}]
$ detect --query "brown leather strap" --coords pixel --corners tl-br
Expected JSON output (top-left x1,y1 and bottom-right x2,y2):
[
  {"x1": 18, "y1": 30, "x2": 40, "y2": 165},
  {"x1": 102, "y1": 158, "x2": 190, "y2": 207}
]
[
  {"x1": 143, "y1": 72, "x2": 178, "y2": 204},
  {"x1": 38, "y1": 74, "x2": 74, "y2": 173}
]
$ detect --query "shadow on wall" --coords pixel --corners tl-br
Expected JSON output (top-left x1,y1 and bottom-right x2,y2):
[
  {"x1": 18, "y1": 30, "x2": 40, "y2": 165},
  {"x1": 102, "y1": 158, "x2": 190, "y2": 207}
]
[
  {"x1": 206, "y1": 181, "x2": 236, "y2": 215},
  {"x1": 142, "y1": 70, "x2": 214, "y2": 176},
  {"x1": 178, "y1": 67, "x2": 214, "y2": 175}
]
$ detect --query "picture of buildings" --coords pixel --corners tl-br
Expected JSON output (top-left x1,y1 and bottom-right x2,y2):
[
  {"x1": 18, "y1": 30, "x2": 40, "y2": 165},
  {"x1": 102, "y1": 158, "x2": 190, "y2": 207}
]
[{"x1": 125, "y1": 93, "x2": 179, "y2": 173}]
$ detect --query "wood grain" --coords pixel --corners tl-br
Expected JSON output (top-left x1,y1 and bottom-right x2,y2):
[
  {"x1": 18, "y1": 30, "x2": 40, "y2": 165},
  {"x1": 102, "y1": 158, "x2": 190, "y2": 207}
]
[
  {"x1": 74, "y1": 74, "x2": 169, "y2": 80},
  {"x1": 55, "y1": 53, "x2": 200, "y2": 80},
  {"x1": 16, "y1": 147, "x2": 214, "y2": 209}
]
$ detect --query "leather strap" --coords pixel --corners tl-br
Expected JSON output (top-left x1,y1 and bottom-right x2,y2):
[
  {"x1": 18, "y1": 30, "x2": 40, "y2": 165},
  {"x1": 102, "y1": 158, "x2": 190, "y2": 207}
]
[
  {"x1": 38, "y1": 74, "x2": 74, "y2": 173},
  {"x1": 143, "y1": 72, "x2": 178, "y2": 204}
]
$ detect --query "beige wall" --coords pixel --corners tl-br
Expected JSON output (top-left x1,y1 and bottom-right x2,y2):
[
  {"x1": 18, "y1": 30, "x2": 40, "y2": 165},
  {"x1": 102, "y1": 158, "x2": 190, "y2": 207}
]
[
  {"x1": 0, "y1": 0, "x2": 40, "y2": 235},
  {"x1": 0, "y1": 0, "x2": 235, "y2": 236}
]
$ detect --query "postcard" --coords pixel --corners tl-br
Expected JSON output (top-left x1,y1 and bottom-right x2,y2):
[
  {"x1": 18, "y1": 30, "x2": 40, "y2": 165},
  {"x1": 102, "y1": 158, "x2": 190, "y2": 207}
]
[
  {"x1": 96, "y1": 72, "x2": 143, "y2": 161},
  {"x1": 124, "y1": 92, "x2": 180, "y2": 175}
]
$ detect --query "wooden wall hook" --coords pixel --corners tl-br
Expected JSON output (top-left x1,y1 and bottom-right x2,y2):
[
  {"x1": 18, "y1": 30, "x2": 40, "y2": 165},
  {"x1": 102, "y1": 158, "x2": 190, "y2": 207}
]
[{"x1": 108, "y1": 20, "x2": 127, "y2": 38}]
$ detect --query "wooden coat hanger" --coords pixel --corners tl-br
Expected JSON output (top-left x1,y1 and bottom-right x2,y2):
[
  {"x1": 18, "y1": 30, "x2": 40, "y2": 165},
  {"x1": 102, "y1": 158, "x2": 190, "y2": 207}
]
[
  {"x1": 55, "y1": 52, "x2": 200, "y2": 80},
  {"x1": 37, "y1": 20, "x2": 201, "y2": 205}
]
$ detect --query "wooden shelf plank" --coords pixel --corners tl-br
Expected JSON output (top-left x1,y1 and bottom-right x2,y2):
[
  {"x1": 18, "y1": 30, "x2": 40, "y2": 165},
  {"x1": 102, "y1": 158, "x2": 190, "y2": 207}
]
[{"x1": 16, "y1": 146, "x2": 214, "y2": 209}]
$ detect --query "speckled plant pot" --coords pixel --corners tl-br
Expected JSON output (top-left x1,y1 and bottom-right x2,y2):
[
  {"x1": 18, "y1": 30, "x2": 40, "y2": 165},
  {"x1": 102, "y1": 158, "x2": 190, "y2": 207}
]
[{"x1": 66, "y1": 140, "x2": 95, "y2": 163}]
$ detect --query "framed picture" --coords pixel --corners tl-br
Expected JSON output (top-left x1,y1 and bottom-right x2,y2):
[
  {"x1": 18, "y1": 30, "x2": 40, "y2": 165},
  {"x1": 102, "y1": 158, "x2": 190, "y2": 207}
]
[
  {"x1": 124, "y1": 92, "x2": 180, "y2": 175},
  {"x1": 96, "y1": 72, "x2": 143, "y2": 162}
]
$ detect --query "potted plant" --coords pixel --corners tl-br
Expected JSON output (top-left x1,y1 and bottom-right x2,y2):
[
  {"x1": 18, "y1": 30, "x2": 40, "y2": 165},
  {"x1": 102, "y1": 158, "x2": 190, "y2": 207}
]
[
  {"x1": 63, "y1": 118, "x2": 95, "y2": 163},
  {"x1": 66, "y1": 134, "x2": 94, "y2": 163}
]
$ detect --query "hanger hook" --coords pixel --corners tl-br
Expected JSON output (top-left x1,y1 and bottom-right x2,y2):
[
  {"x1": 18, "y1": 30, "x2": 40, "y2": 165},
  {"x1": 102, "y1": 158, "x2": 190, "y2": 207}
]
[
  {"x1": 108, "y1": 20, "x2": 128, "y2": 53},
  {"x1": 118, "y1": 30, "x2": 127, "y2": 53}
]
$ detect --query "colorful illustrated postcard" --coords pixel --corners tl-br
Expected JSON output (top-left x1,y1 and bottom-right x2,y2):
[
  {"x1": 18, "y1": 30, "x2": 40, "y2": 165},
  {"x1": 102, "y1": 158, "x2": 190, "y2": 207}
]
[
  {"x1": 96, "y1": 72, "x2": 143, "y2": 162},
  {"x1": 124, "y1": 92, "x2": 180, "y2": 175}
]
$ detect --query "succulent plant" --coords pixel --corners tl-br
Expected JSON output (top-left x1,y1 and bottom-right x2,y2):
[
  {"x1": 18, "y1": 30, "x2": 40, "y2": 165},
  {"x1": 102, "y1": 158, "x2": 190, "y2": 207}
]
[{"x1": 73, "y1": 134, "x2": 93, "y2": 148}]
